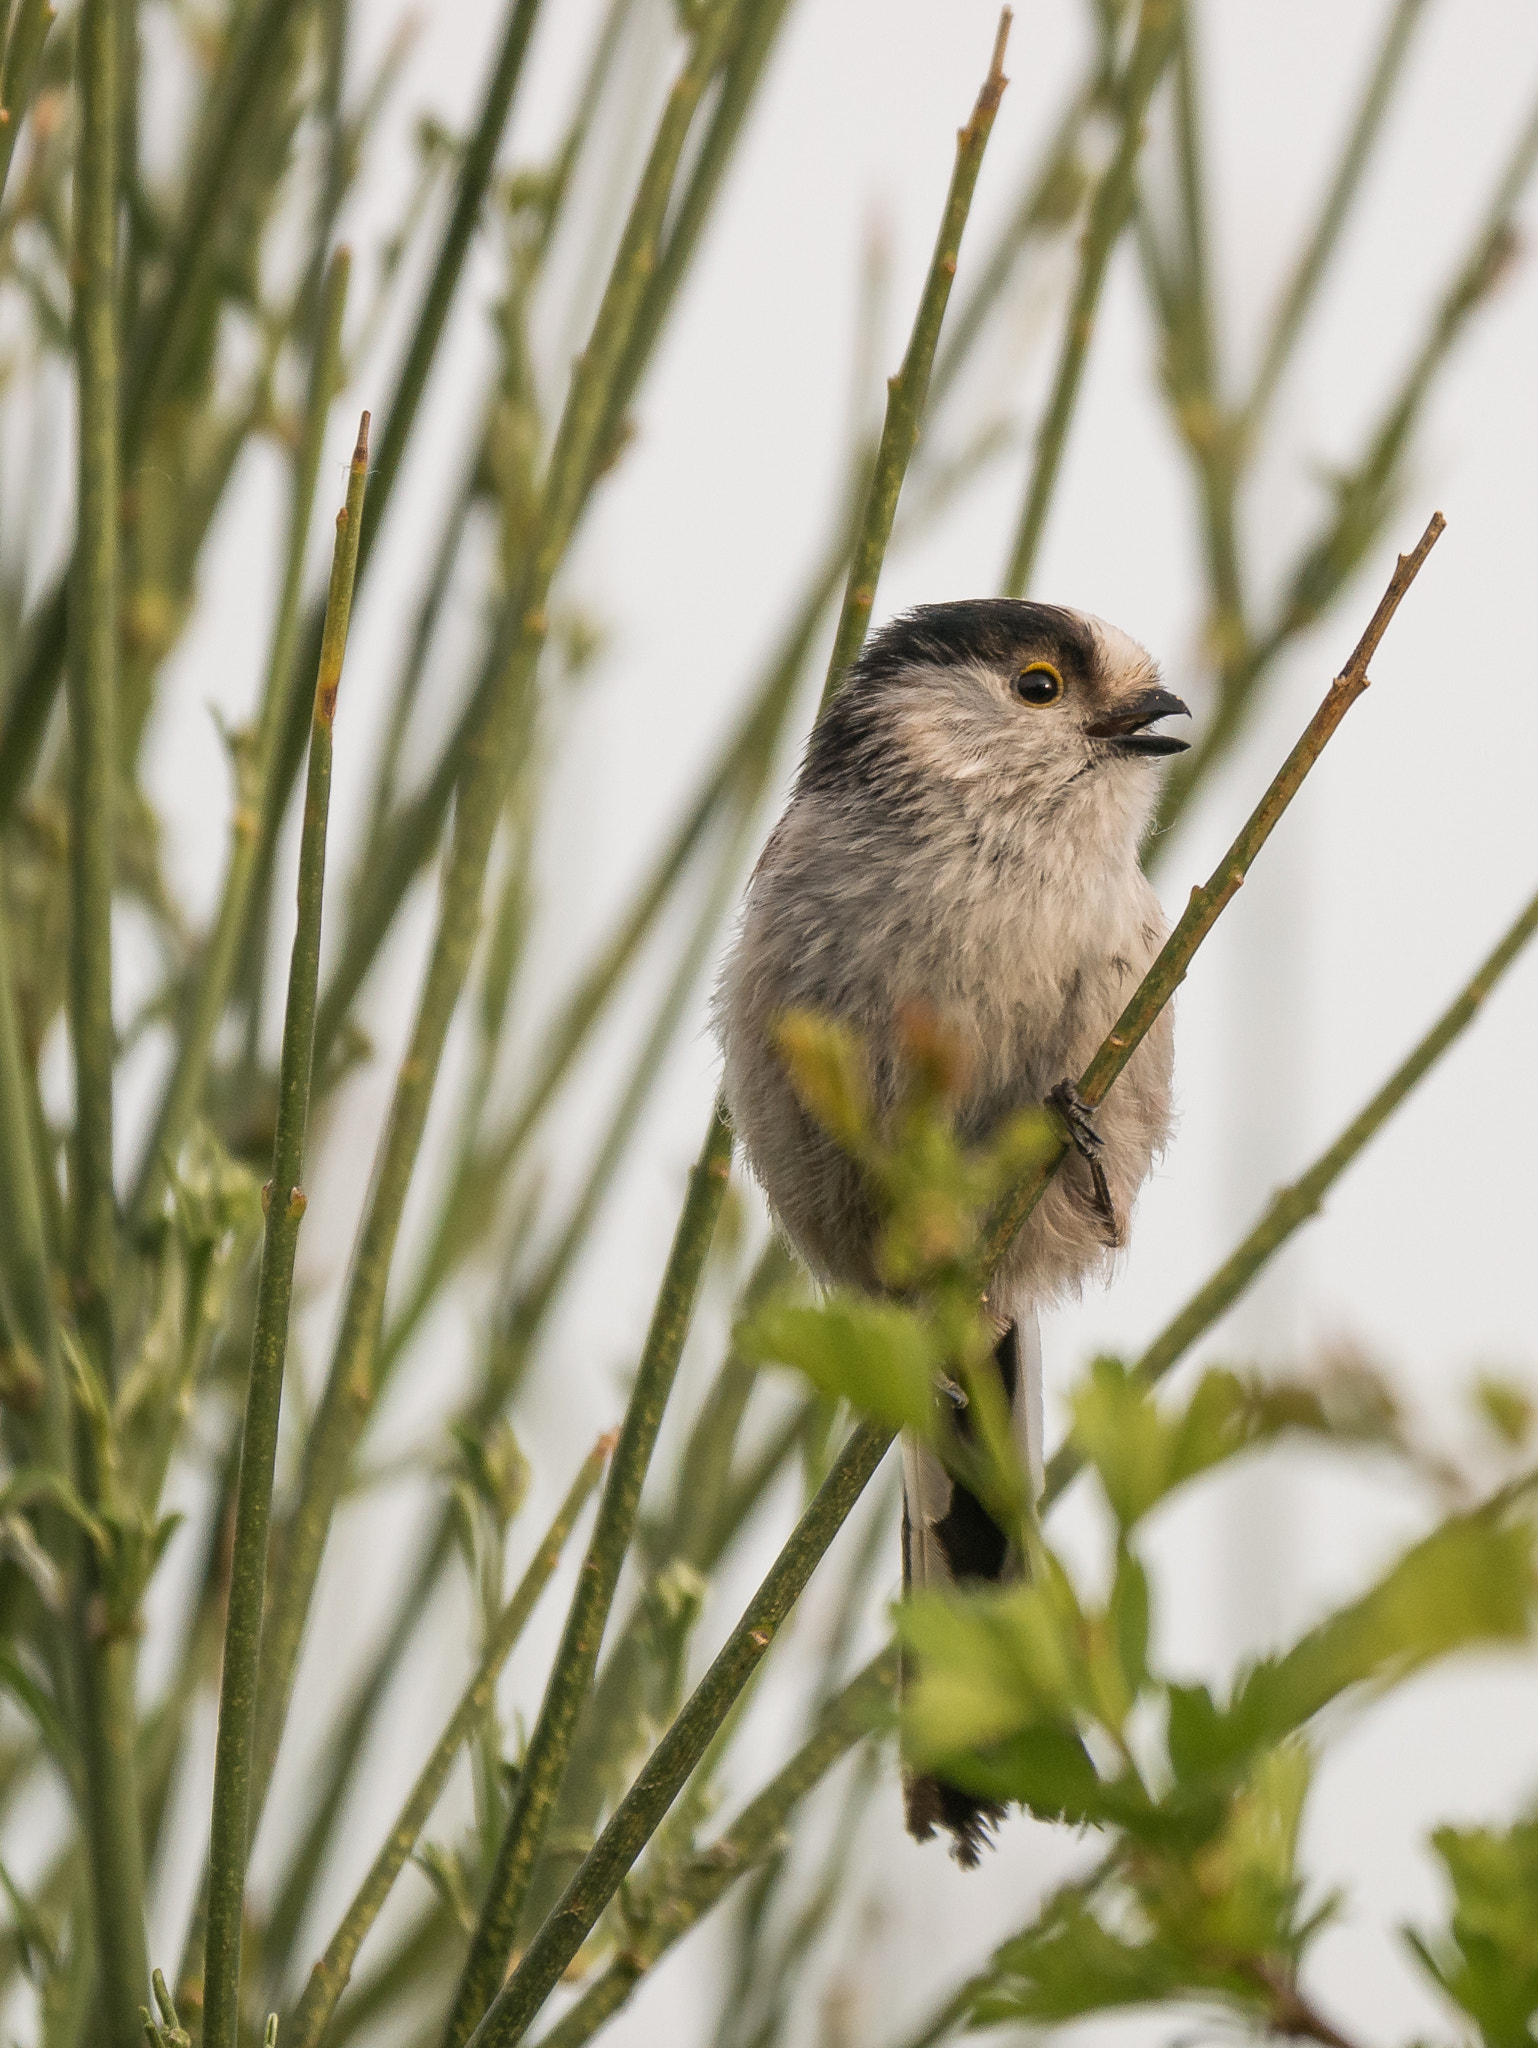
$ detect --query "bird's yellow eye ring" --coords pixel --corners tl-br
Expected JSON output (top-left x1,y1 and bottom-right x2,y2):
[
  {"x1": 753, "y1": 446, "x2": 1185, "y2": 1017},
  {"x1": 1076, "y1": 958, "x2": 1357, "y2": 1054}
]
[{"x1": 1013, "y1": 660, "x2": 1063, "y2": 707}]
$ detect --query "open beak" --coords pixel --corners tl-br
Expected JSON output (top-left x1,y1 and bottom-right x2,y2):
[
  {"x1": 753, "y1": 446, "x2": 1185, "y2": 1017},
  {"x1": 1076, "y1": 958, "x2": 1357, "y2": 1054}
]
[{"x1": 1085, "y1": 685, "x2": 1191, "y2": 756}]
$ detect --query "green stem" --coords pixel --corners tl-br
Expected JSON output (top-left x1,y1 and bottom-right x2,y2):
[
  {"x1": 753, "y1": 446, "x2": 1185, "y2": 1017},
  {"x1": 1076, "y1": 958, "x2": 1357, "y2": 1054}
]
[
  {"x1": 0, "y1": 860, "x2": 65, "y2": 1474},
  {"x1": 254, "y1": 0, "x2": 746, "y2": 1926},
  {"x1": 1000, "y1": 0, "x2": 1179, "y2": 597},
  {"x1": 256, "y1": 0, "x2": 547, "y2": 938},
  {"x1": 285, "y1": 1436, "x2": 611, "y2": 2048},
  {"x1": 466, "y1": 1424, "x2": 895, "y2": 2048},
  {"x1": 536, "y1": 1648, "x2": 897, "y2": 2048},
  {"x1": 1242, "y1": 0, "x2": 1431, "y2": 435},
  {"x1": 200, "y1": 416, "x2": 370, "y2": 2048},
  {"x1": 440, "y1": 1105, "x2": 735, "y2": 2048},
  {"x1": 822, "y1": 10, "x2": 1011, "y2": 705},
  {"x1": 0, "y1": 0, "x2": 313, "y2": 820},
  {"x1": 258, "y1": 1522, "x2": 452, "y2": 1987},
  {"x1": 354, "y1": 0, "x2": 542, "y2": 602},
  {"x1": 442, "y1": 22, "x2": 1012, "y2": 2036},
  {"x1": 68, "y1": 5, "x2": 150, "y2": 2041},
  {"x1": 122, "y1": 0, "x2": 308, "y2": 437},
  {"x1": 1156, "y1": 77, "x2": 1538, "y2": 845},
  {"x1": 976, "y1": 510, "x2": 1445, "y2": 1278},
  {"x1": 297, "y1": 0, "x2": 806, "y2": 1067},
  {"x1": 0, "y1": 0, "x2": 53, "y2": 203},
  {"x1": 1042, "y1": 872, "x2": 1538, "y2": 1507},
  {"x1": 126, "y1": 248, "x2": 350, "y2": 1229}
]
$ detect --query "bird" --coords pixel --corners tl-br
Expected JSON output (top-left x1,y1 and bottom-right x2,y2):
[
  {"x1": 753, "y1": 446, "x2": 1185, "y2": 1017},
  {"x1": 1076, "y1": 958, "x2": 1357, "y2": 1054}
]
[{"x1": 713, "y1": 598, "x2": 1186, "y2": 1863}]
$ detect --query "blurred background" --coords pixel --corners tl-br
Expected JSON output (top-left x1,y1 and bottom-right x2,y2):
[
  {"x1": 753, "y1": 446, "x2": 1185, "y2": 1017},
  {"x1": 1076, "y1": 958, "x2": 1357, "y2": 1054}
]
[{"x1": 10, "y1": 0, "x2": 1538, "y2": 2041}]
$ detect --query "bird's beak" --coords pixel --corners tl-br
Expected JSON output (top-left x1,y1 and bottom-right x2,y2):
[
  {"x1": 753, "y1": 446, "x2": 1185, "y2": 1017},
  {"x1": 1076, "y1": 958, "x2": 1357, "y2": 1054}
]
[{"x1": 1085, "y1": 685, "x2": 1191, "y2": 756}]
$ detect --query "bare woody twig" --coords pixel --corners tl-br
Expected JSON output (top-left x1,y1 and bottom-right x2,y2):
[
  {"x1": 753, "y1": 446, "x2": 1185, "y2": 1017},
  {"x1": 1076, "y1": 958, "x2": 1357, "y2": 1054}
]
[
  {"x1": 1042, "y1": 864, "x2": 1538, "y2": 1506},
  {"x1": 977, "y1": 511, "x2": 1446, "y2": 1279}
]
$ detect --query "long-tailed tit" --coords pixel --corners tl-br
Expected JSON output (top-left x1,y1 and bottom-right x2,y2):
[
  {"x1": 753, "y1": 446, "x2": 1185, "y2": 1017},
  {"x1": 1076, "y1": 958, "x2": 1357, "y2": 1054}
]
[{"x1": 715, "y1": 599, "x2": 1187, "y2": 1861}]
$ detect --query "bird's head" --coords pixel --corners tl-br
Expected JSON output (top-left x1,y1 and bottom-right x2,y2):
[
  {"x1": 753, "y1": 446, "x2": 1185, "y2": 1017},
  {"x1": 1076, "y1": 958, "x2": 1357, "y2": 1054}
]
[{"x1": 802, "y1": 599, "x2": 1189, "y2": 843}]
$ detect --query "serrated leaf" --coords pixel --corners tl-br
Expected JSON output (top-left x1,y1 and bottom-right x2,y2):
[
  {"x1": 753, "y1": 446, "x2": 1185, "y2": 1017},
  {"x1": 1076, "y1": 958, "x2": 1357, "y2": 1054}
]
[
  {"x1": 772, "y1": 1011, "x2": 872, "y2": 1154},
  {"x1": 1408, "y1": 1810, "x2": 1538, "y2": 2045},
  {"x1": 736, "y1": 1294, "x2": 941, "y2": 1439},
  {"x1": 1223, "y1": 1515, "x2": 1537, "y2": 1769}
]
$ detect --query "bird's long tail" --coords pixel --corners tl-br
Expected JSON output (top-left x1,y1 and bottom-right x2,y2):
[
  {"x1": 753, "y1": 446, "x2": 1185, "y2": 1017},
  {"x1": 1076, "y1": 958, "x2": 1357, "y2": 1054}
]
[{"x1": 900, "y1": 1309, "x2": 1042, "y2": 1865}]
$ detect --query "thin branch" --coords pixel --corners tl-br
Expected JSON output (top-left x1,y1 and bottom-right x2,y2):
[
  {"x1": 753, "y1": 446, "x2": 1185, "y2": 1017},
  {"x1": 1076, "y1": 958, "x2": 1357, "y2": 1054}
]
[
  {"x1": 1000, "y1": 0, "x2": 1179, "y2": 596},
  {"x1": 977, "y1": 511, "x2": 1445, "y2": 1278},
  {"x1": 439, "y1": 1104, "x2": 735, "y2": 2048},
  {"x1": 469, "y1": 1423, "x2": 896, "y2": 2048},
  {"x1": 0, "y1": 0, "x2": 54, "y2": 205},
  {"x1": 1156, "y1": 80, "x2": 1538, "y2": 843},
  {"x1": 251, "y1": 12, "x2": 751, "y2": 2000},
  {"x1": 285, "y1": 1436, "x2": 612, "y2": 2048},
  {"x1": 1243, "y1": 0, "x2": 1432, "y2": 435},
  {"x1": 1042, "y1": 866, "x2": 1538, "y2": 1506},
  {"x1": 446, "y1": 29, "x2": 1015, "y2": 2036},
  {"x1": 127, "y1": 248, "x2": 351, "y2": 1229},
  {"x1": 534, "y1": 1649, "x2": 898, "y2": 2048},
  {"x1": 822, "y1": 8, "x2": 1011, "y2": 705},
  {"x1": 201, "y1": 416, "x2": 370, "y2": 2048},
  {"x1": 69, "y1": 2, "x2": 150, "y2": 2038}
]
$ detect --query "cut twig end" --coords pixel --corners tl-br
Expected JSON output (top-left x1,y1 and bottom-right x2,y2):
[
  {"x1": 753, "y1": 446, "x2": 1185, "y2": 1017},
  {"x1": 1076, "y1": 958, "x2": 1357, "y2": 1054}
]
[
  {"x1": 1339, "y1": 510, "x2": 1446, "y2": 685},
  {"x1": 964, "y1": 10, "x2": 1012, "y2": 136}
]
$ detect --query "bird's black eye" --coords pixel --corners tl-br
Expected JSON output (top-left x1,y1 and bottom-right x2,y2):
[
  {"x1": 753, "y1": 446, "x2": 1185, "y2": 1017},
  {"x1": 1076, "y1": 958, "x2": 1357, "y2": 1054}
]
[{"x1": 1013, "y1": 660, "x2": 1063, "y2": 707}]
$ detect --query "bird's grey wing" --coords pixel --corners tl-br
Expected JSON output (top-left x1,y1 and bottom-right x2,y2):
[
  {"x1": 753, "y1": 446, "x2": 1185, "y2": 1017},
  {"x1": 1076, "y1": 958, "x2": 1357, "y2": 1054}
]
[{"x1": 901, "y1": 1309, "x2": 1042, "y2": 1864}]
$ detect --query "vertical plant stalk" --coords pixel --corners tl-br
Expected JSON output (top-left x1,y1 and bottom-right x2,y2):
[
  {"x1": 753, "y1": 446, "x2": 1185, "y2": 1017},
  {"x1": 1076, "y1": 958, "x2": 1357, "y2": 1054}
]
[
  {"x1": 201, "y1": 416, "x2": 370, "y2": 2048},
  {"x1": 1041, "y1": 870, "x2": 1538, "y2": 1507},
  {"x1": 285, "y1": 1435, "x2": 613, "y2": 2048},
  {"x1": 1242, "y1": 0, "x2": 1431, "y2": 434},
  {"x1": 0, "y1": 0, "x2": 54, "y2": 202},
  {"x1": 1000, "y1": 0, "x2": 1180, "y2": 597},
  {"x1": 257, "y1": 0, "x2": 548, "y2": 896},
  {"x1": 439, "y1": 1106, "x2": 734, "y2": 2048},
  {"x1": 67, "y1": 5, "x2": 151, "y2": 2043},
  {"x1": 977, "y1": 511, "x2": 1446, "y2": 1277},
  {"x1": 302, "y1": 0, "x2": 807, "y2": 1059},
  {"x1": 127, "y1": 249, "x2": 351, "y2": 1227},
  {"x1": 251, "y1": 0, "x2": 747, "y2": 1928},
  {"x1": 465, "y1": 1422, "x2": 896, "y2": 2048},
  {"x1": 822, "y1": 8, "x2": 1011, "y2": 704},
  {"x1": 0, "y1": 877, "x2": 65, "y2": 1471},
  {"x1": 441, "y1": 21, "x2": 1014, "y2": 2043},
  {"x1": 0, "y1": 0, "x2": 313, "y2": 818},
  {"x1": 537, "y1": 1648, "x2": 899, "y2": 2048}
]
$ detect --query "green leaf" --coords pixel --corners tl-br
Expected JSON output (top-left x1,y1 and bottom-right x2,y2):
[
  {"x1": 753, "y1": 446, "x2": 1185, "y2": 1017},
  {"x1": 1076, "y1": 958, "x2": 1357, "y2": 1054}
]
[
  {"x1": 897, "y1": 1558, "x2": 1095, "y2": 1762},
  {"x1": 1224, "y1": 1514, "x2": 1537, "y2": 1768},
  {"x1": 736, "y1": 1293, "x2": 942, "y2": 1439},
  {"x1": 1408, "y1": 1810, "x2": 1538, "y2": 2046},
  {"x1": 772, "y1": 1012, "x2": 873, "y2": 1154},
  {"x1": 976, "y1": 1883, "x2": 1209, "y2": 2022},
  {"x1": 1475, "y1": 1373, "x2": 1535, "y2": 1450}
]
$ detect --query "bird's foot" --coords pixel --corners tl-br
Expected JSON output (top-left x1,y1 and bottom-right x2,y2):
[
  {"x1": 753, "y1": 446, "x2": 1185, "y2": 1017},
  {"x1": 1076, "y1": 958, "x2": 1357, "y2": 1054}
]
[{"x1": 1046, "y1": 1080, "x2": 1121, "y2": 1246}]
